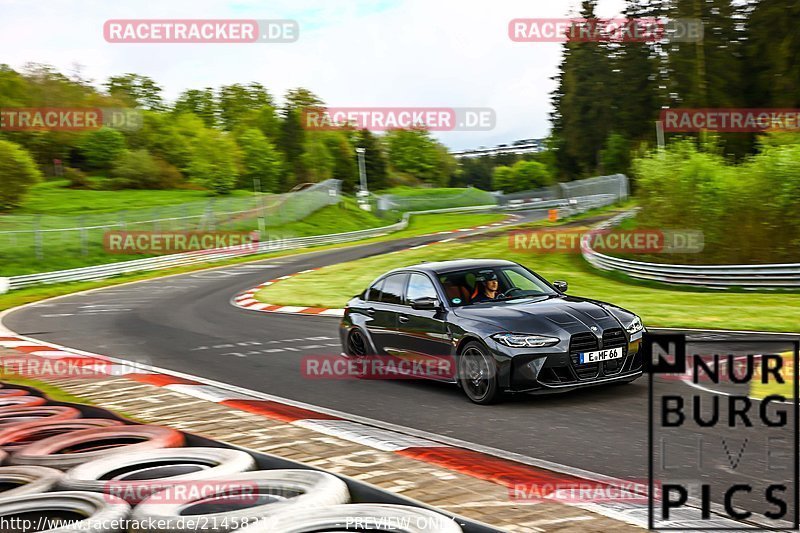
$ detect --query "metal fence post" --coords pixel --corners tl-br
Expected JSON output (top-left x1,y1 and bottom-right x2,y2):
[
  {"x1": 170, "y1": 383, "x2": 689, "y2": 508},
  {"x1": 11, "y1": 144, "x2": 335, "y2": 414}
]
[
  {"x1": 79, "y1": 216, "x2": 88, "y2": 257},
  {"x1": 34, "y1": 215, "x2": 43, "y2": 260}
]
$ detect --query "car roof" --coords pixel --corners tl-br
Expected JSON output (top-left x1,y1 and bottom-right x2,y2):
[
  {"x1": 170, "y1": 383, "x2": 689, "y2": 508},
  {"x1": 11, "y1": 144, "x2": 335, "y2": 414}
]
[{"x1": 386, "y1": 258, "x2": 519, "y2": 276}]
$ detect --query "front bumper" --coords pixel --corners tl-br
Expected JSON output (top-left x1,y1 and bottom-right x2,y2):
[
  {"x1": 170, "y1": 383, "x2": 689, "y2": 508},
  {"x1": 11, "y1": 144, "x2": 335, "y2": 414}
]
[{"x1": 491, "y1": 331, "x2": 645, "y2": 393}]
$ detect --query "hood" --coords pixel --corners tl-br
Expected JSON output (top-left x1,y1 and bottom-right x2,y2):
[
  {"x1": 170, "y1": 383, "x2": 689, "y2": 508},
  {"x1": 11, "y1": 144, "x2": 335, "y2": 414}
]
[{"x1": 452, "y1": 295, "x2": 635, "y2": 336}]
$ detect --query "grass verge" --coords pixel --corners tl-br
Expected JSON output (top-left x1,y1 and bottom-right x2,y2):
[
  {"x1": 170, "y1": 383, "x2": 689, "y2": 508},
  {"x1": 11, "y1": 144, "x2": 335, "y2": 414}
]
[
  {"x1": 0, "y1": 211, "x2": 505, "y2": 312},
  {"x1": 256, "y1": 216, "x2": 800, "y2": 332},
  {"x1": 0, "y1": 373, "x2": 94, "y2": 405}
]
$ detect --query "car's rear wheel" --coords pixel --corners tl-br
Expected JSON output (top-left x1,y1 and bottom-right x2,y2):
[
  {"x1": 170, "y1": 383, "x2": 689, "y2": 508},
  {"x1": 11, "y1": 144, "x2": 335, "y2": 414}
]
[
  {"x1": 346, "y1": 328, "x2": 370, "y2": 357},
  {"x1": 458, "y1": 341, "x2": 500, "y2": 404}
]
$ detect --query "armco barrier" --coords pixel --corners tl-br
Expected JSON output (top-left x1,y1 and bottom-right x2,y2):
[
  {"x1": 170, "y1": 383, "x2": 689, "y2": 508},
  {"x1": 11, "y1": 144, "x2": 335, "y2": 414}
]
[{"x1": 581, "y1": 210, "x2": 800, "y2": 288}]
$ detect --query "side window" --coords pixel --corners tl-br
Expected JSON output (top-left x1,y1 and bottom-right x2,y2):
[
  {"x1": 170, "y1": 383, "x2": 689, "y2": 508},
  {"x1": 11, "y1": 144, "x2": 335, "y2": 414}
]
[
  {"x1": 367, "y1": 278, "x2": 385, "y2": 302},
  {"x1": 380, "y1": 274, "x2": 407, "y2": 305},
  {"x1": 505, "y1": 269, "x2": 545, "y2": 293},
  {"x1": 406, "y1": 273, "x2": 438, "y2": 301}
]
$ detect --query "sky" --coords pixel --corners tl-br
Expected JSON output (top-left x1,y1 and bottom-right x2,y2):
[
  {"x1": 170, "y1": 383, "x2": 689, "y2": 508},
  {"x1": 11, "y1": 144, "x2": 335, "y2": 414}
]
[{"x1": 0, "y1": 0, "x2": 627, "y2": 150}]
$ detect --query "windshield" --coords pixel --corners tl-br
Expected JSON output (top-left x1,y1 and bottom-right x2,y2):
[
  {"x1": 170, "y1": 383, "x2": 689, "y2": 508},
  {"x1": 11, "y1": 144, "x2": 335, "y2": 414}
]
[{"x1": 438, "y1": 265, "x2": 557, "y2": 307}]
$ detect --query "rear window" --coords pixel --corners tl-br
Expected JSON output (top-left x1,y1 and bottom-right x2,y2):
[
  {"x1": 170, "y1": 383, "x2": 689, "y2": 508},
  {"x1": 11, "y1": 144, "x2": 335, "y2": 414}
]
[
  {"x1": 366, "y1": 278, "x2": 385, "y2": 302},
  {"x1": 380, "y1": 273, "x2": 407, "y2": 305}
]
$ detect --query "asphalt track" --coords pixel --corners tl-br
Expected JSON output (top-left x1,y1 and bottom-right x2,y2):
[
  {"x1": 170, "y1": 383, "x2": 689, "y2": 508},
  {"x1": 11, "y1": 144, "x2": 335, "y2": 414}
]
[{"x1": 5, "y1": 210, "x2": 798, "y2": 518}]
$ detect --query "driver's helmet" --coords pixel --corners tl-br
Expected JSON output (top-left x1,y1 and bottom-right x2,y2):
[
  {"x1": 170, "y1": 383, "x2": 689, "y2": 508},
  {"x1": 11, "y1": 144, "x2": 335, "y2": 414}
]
[{"x1": 474, "y1": 270, "x2": 498, "y2": 283}]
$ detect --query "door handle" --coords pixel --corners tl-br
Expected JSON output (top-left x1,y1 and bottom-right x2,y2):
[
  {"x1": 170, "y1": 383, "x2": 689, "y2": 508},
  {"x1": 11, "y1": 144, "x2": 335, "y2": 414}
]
[
  {"x1": 366, "y1": 308, "x2": 375, "y2": 316},
  {"x1": 398, "y1": 315, "x2": 409, "y2": 323}
]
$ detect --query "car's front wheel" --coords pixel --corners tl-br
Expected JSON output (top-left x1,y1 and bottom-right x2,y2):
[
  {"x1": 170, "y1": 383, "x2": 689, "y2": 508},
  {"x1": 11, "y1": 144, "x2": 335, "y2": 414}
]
[{"x1": 457, "y1": 341, "x2": 501, "y2": 404}]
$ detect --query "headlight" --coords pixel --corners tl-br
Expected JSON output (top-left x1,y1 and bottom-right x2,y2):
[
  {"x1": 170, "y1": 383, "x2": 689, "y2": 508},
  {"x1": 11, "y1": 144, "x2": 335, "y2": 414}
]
[
  {"x1": 491, "y1": 333, "x2": 560, "y2": 348},
  {"x1": 626, "y1": 316, "x2": 644, "y2": 335}
]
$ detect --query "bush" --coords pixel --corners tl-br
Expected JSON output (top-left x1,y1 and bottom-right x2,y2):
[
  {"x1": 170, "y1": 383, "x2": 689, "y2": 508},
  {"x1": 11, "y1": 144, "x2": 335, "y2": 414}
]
[
  {"x1": 0, "y1": 139, "x2": 42, "y2": 210},
  {"x1": 79, "y1": 127, "x2": 126, "y2": 172},
  {"x1": 632, "y1": 139, "x2": 800, "y2": 263},
  {"x1": 110, "y1": 149, "x2": 160, "y2": 189},
  {"x1": 64, "y1": 167, "x2": 91, "y2": 189},
  {"x1": 492, "y1": 160, "x2": 553, "y2": 193}
]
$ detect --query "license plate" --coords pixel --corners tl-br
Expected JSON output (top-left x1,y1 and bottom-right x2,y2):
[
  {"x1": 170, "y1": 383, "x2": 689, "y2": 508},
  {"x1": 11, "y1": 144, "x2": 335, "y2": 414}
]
[{"x1": 579, "y1": 346, "x2": 623, "y2": 364}]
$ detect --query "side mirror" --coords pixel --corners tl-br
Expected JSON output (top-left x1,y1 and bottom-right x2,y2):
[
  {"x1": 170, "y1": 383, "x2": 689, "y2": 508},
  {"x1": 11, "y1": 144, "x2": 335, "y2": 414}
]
[
  {"x1": 411, "y1": 297, "x2": 441, "y2": 310},
  {"x1": 553, "y1": 280, "x2": 568, "y2": 293}
]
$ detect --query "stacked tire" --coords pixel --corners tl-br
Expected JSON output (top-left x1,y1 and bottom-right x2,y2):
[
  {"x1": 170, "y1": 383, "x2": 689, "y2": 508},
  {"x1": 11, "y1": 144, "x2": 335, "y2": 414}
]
[{"x1": 0, "y1": 382, "x2": 463, "y2": 532}]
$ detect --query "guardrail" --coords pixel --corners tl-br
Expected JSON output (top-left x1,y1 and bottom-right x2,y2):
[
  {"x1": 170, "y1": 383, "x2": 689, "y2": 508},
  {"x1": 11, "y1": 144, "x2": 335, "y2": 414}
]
[
  {"x1": 0, "y1": 193, "x2": 618, "y2": 293},
  {"x1": 581, "y1": 210, "x2": 800, "y2": 288}
]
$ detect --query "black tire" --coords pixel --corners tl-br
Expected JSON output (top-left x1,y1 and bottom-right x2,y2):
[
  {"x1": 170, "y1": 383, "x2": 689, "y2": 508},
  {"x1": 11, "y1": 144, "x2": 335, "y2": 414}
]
[
  {"x1": 130, "y1": 469, "x2": 350, "y2": 532},
  {"x1": 236, "y1": 504, "x2": 463, "y2": 532},
  {"x1": 345, "y1": 328, "x2": 372, "y2": 379},
  {"x1": 0, "y1": 491, "x2": 130, "y2": 533},
  {"x1": 345, "y1": 328, "x2": 371, "y2": 357},
  {"x1": 60, "y1": 447, "x2": 257, "y2": 503},
  {"x1": 457, "y1": 341, "x2": 501, "y2": 405},
  {"x1": 10, "y1": 425, "x2": 185, "y2": 470},
  {"x1": 0, "y1": 465, "x2": 64, "y2": 498}
]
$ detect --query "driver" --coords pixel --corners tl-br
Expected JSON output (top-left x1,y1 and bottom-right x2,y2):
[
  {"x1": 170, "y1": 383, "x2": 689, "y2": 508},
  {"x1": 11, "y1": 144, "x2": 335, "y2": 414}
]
[{"x1": 471, "y1": 271, "x2": 500, "y2": 303}]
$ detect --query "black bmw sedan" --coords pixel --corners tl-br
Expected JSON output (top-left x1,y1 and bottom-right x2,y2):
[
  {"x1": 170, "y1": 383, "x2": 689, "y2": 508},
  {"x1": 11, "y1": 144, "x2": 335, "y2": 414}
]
[{"x1": 339, "y1": 259, "x2": 645, "y2": 404}]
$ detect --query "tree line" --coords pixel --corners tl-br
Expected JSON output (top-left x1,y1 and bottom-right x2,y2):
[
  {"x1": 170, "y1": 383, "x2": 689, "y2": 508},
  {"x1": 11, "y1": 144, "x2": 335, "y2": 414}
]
[
  {"x1": 550, "y1": 0, "x2": 800, "y2": 179},
  {"x1": 0, "y1": 64, "x2": 462, "y2": 208}
]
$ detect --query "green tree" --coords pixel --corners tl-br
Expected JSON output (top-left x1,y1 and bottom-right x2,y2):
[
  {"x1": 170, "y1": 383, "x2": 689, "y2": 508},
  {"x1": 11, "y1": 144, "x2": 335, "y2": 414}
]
[
  {"x1": 174, "y1": 88, "x2": 217, "y2": 127},
  {"x1": 0, "y1": 140, "x2": 42, "y2": 210},
  {"x1": 237, "y1": 128, "x2": 283, "y2": 192},
  {"x1": 277, "y1": 108, "x2": 306, "y2": 190},
  {"x1": 457, "y1": 156, "x2": 494, "y2": 190},
  {"x1": 300, "y1": 135, "x2": 334, "y2": 183},
  {"x1": 599, "y1": 133, "x2": 632, "y2": 175},
  {"x1": 512, "y1": 160, "x2": 553, "y2": 191},
  {"x1": 105, "y1": 74, "x2": 164, "y2": 110},
  {"x1": 219, "y1": 83, "x2": 273, "y2": 132},
  {"x1": 609, "y1": 0, "x2": 666, "y2": 143},
  {"x1": 323, "y1": 133, "x2": 358, "y2": 191},
  {"x1": 550, "y1": 1, "x2": 615, "y2": 178},
  {"x1": 667, "y1": 0, "x2": 743, "y2": 109},
  {"x1": 384, "y1": 128, "x2": 442, "y2": 184},
  {"x1": 743, "y1": 0, "x2": 800, "y2": 108},
  {"x1": 79, "y1": 127, "x2": 126, "y2": 172},
  {"x1": 186, "y1": 130, "x2": 239, "y2": 194},
  {"x1": 492, "y1": 165, "x2": 515, "y2": 191}
]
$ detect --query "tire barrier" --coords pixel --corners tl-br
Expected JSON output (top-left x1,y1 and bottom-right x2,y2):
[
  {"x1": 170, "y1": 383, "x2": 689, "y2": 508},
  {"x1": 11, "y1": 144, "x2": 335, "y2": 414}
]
[
  {"x1": 0, "y1": 465, "x2": 64, "y2": 498},
  {"x1": 0, "y1": 405, "x2": 81, "y2": 427},
  {"x1": 0, "y1": 381, "x2": 488, "y2": 532},
  {"x1": 0, "y1": 491, "x2": 130, "y2": 533},
  {"x1": 10, "y1": 425, "x2": 185, "y2": 470},
  {"x1": 131, "y1": 470, "x2": 350, "y2": 533},
  {"x1": 0, "y1": 395, "x2": 48, "y2": 409},
  {"x1": 60, "y1": 447, "x2": 257, "y2": 503},
  {"x1": 0, "y1": 418, "x2": 123, "y2": 452},
  {"x1": 0, "y1": 388, "x2": 29, "y2": 397},
  {"x1": 241, "y1": 504, "x2": 464, "y2": 533}
]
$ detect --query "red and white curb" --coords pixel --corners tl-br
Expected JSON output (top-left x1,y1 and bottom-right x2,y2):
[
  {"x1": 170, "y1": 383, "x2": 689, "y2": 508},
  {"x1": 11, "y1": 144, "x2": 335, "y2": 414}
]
[
  {"x1": 0, "y1": 332, "x2": 756, "y2": 530},
  {"x1": 233, "y1": 269, "x2": 345, "y2": 317},
  {"x1": 232, "y1": 215, "x2": 524, "y2": 318}
]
